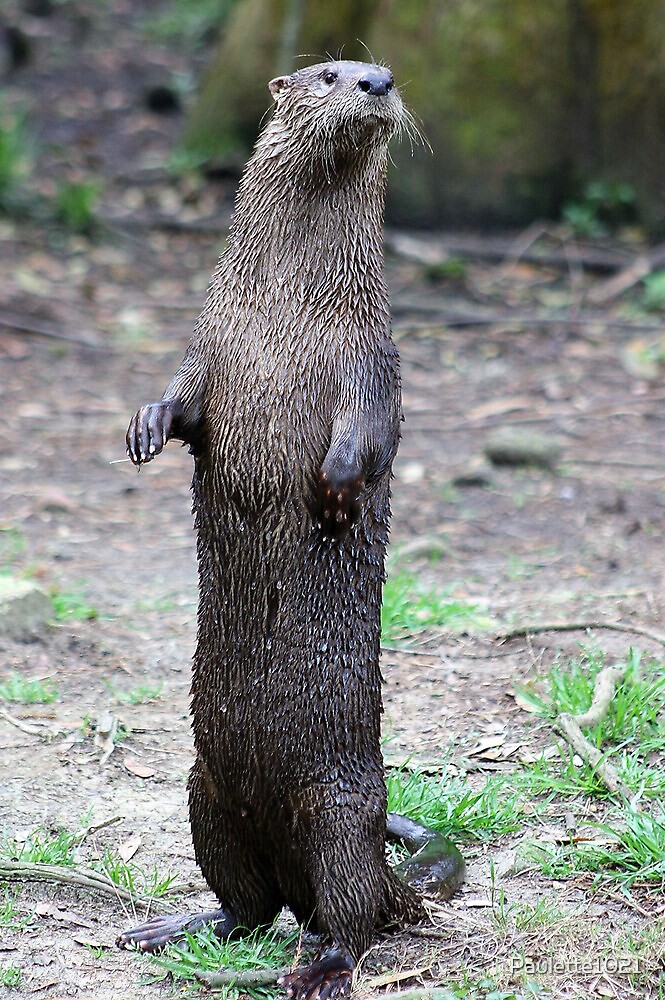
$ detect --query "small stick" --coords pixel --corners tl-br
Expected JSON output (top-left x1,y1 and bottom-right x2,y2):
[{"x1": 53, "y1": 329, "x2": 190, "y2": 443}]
[
  {"x1": 0, "y1": 709, "x2": 46, "y2": 736},
  {"x1": 497, "y1": 620, "x2": 665, "y2": 647},
  {"x1": 0, "y1": 859, "x2": 174, "y2": 913},
  {"x1": 552, "y1": 665, "x2": 633, "y2": 800},
  {"x1": 195, "y1": 966, "x2": 293, "y2": 989},
  {"x1": 0, "y1": 309, "x2": 102, "y2": 349}
]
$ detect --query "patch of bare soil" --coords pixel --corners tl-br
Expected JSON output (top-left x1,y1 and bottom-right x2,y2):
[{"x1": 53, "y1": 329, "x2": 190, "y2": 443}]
[{"x1": 1, "y1": 2, "x2": 664, "y2": 999}]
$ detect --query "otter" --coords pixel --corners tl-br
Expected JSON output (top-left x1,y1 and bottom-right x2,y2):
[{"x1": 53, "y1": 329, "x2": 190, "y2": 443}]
[{"x1": 119, "y1": 60, "x2": 464, "y2": 1000}]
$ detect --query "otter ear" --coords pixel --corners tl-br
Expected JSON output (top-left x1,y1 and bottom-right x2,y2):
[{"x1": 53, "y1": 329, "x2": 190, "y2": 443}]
[{"x1": 268, "y1": 75, "x2": 291, "y2": 101}]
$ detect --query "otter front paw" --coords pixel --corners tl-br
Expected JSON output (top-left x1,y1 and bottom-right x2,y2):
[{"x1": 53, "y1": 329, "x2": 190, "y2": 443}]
[
  {"x1": 126, "y1": 398, "x2": 183, "y2": 467},
  {"x1": 316, "y1": 470, "x2": 366, "y2": 539}
]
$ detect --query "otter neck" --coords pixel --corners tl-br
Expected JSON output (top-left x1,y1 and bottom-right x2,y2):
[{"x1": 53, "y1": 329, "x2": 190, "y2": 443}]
[{"x1": 221, "y1": 130, "x2": 390, "y2": 324}]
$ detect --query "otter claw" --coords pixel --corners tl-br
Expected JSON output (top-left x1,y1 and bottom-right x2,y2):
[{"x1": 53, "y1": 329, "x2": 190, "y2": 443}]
[
  {"x1": 126, "y1": 398, "x2": 181, "y2": 467},
  {"x1": 278, "y1": 946, "x2": 354, "y2": 1000}
]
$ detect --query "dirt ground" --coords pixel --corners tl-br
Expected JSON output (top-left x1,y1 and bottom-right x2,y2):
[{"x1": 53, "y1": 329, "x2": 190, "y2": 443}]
[{"x1": 1, "y1": 2, "x2": 664, "y2": 999}]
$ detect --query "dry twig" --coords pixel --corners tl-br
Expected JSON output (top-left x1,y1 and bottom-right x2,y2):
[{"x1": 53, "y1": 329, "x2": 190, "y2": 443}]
[
  {"x1": 497, "y1": 619, "x2": 665, "y2": 647},
  {"x1": 0, "y1": 859, "x2": 174, "y2": 913},
  {"x1": 195, "y1": 966, "x2": 292, "y2": 989},
  {"x1": 552, "y1": 665, "x2": 633, "y2": 800}
]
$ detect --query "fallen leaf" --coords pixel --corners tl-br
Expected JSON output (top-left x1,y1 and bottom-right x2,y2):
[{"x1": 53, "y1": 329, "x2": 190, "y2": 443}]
[
  {"x1": 511, "y1": 687, "x2": 547, "y2": 715},
  {"x1": 73, "y1": 936, "x2": 106, "y2": 949},
  {"x1": 124, "y1": 756, "x2": 155, "y2": 779},
  {"x1": 467, "y1": 395, "x2": 534, "y2": 421},
  {"x1": 118, "y1": 834, "x2": 141, "y2": 862}
]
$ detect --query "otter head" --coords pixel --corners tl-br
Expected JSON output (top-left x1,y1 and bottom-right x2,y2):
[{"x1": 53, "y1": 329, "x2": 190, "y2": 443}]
[{"x1": 267, "y1": 60, "x2": 404, "y2": 161}]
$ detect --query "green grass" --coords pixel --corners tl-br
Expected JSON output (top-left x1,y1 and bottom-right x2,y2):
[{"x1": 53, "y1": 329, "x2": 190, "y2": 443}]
[
  {"x1": 514, "y1": 648, "x2": 665, "y2": 801},
  {"x1": 1, "y1": 826, "x2": 79, "y2": 866},
  {"x1": 519, "y1": 648, "x2": 665, "y2": 742},
  {"x1": 381, "y1": 568, "x2": 491, "y2": 643},
  {"x1": 0, "y1": 105, "x2": 33, "y2": 213},
  {"x1": 50, "y1": 585, "x2": 98, "y2": 622},
  {"x1": 105, "y1": 679, "x2": 163, "y2": 705},
  {"x1": 55, "y1": 180, "x2": 99, "y2": 234},
  {"x1": 396, "y1": 976, "x2": 549, "y2": 1000},
  {"x1": 0, "y1": 964, "x2": 22, "y2": 989},
  {"x1": 1, "y1": 824, "x2": 179, "y2": 902},
  {"x1": 534, "y1": 808, "x2": 665, "y2": 889},
  {"x1": 97, "y1": 847, "x2": 178, "y2": 898},
  {"x1": 0, "y1": 891, "x2": 34, "y2": 931},
  {"x1": 491, "y1": 893, "x2": 564, "y2": 932},
  {"x1": 149, "y1": 920, "x2": 302, "y2": 995},
  {"x1": 386, "y1": 763, "x2": 534, "y2": 841},
  {"x1": 0, "y1": 670, "x2": 58, "y2": 704}
]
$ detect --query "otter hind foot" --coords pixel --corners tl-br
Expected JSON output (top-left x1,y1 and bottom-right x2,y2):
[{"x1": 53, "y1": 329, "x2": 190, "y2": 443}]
[
  {"x1": 278, "y1": 945, "x2": 354, "y2": 1000},
  {"x1": 116, "y1": 907, "x2": 236, "y2": 953}
]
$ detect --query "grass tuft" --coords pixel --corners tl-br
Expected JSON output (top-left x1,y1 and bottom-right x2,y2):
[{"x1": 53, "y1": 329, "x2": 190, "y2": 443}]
[
  {"x1": 50, "y1": 585, "x2": 98, "y2": 622},
  {"x1": 0, "y1": 891, "x2": 34, "y2": 931},
  {"x1": 0, "y1": 670, "x2": 58, "y2": 704},
  {"x1": 1, "y1": 826, "x2": 79, "y2": 866},
  {"x1": 536, "y1": 808, "x2": 665, "y2": 888},
  {"x1": 0, "y1": 964, "x2": 22, "y2": 989},
  {"x1": 149, "y1": 920, "x2": 302, "y2": 995},
  {"x1": 97, "y1": 847, "x2": 178, "y2": 898},
  {"x1": 382, "y1": 568, "x2": 491, "y2": 643},
  {"x1": 104, "y1": 678, "x2": 163, "y2": 705},
  {"x1": 386, "y1": 763, "x2": 532, "y2": 841}
]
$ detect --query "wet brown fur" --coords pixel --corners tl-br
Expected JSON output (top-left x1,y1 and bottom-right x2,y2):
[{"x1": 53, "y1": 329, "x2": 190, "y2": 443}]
[{"x1": 130, "y1": 61, "x2": 424, "y2": 963}]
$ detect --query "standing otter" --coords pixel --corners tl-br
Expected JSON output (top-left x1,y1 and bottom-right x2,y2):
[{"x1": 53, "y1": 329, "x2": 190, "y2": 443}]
[{"x1": 119, "y1": 60, "x2": 464, "y2": 999}]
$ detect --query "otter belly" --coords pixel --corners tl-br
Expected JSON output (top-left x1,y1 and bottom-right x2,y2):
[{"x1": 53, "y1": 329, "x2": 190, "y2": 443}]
[{"x1": 190, "y1": 466, "x2": 389, "y2": 796}]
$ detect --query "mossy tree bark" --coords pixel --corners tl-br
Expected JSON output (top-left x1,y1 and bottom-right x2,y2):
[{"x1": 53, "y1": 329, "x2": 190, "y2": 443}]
[{"x1": 182, "y1": 0, "x2": 665, "y2": 230}]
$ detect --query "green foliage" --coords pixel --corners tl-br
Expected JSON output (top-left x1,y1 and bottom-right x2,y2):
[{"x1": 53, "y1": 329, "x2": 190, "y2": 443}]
[
  {"x1": 97, "y1": 847, "x2": 178, "y2": 898},
  {"x1": 382, "y1": 569, "x2": 490, "y2": 643},
  {"x1": 0, "y1": 965, "x2": 22, "y2": 989},
  {"x1": 641, "y1": 271, "x2": 665, "y2": 312},
  {"x1": 0, "y1": 891, "x2": 34, "y2": 931},
  {"x1": 54, "y1": 180, "x2": 99, "y2": 234},
  {"x1": 150, "y1": 920, "x2": 301, "y2": 994},
  {"x1": 515, "y1": 648, "x2": 665, "y2": 800},
  {"x1": 491, "y1": 893, "x2": 563, "y2": 932},
  {"x1": 423, "y1": 258, "x2": 468, "y2": 284},
  {"x1": 0, "y1": 670, "x2": 58, "y2": 704},
  {"x1": 105, "y1": 679, "x2": 163, "y2": 705},
  {"x1": 1, "y1": 825, "x2": 178, "y2": 902},
  {"x1": 386, "y1": 764, "x2": 532, "y2": 841},
  {"x1": 141, "y1": 0, "x2": 234, "y2": 49},
  {"x1": 562, "y1": 180, "x2": 636, "y2": 237},
  {"x1": 50, "y1": 585, "x2": 98, "y2": 622},
  {"x1": 1, "y1": 826, "x2": 79, "y2": 866},
  {"x1": 535, "y1": 808, "x2": 665, "y2": 888},
  {"x1": 0, "y1": 106, "x2": 33, "y2": 213},
  {"x1": 516, "y1": 648, "x2": 665, "y2": 744},
  {"x1": 393, "y1": 976, "x2": 548, "y2": 1000}
]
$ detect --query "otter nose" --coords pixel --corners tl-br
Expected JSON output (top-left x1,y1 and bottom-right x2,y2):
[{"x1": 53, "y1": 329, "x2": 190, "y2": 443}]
[{"x1": 357, "y1": 68, "x2": 394, "y2": 97}]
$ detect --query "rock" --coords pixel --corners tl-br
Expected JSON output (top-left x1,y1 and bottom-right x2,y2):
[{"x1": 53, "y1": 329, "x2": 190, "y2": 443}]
[
  {"x1": 0, "y1": 576, "x2": 52, "y2": 639},
  {"x1": 451, "y1": 455, "x2": 495, "y2": 487},
  {"x1": 484, "y1": 427, "x2": 562, "y2": 470}
]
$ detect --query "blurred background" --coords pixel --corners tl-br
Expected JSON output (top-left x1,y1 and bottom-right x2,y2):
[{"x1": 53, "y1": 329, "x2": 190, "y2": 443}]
[{"x1": 2, "y1": 0, "x2": 665, "y2": 233}]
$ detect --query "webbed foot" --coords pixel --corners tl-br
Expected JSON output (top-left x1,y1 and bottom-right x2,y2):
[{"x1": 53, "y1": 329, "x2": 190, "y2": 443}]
[
  {"x1": 279, "y1": 945, "x2": 354, "y2": 1000},
  {"x1": 116, "y1": 907, "x2": 236, "y2": 953}
]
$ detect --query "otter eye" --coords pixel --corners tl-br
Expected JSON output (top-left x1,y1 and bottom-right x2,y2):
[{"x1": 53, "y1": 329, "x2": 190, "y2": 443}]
[{"x1": 323, "y1": 71, "x2": 338, "y2": 86}]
